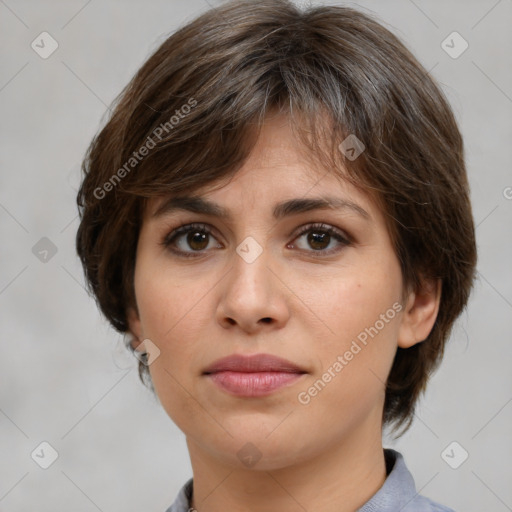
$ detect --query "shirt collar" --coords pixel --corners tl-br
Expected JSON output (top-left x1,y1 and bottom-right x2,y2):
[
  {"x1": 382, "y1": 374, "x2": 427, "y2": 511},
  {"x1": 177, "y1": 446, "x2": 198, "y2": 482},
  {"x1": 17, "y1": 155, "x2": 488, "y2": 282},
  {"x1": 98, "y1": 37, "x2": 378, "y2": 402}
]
[
  {"x1": 165, "y1": 449, "x2": 423, "y2": 512},
  {"x1": 358, "y1": 449, "x2": 419, "y2": 511}
]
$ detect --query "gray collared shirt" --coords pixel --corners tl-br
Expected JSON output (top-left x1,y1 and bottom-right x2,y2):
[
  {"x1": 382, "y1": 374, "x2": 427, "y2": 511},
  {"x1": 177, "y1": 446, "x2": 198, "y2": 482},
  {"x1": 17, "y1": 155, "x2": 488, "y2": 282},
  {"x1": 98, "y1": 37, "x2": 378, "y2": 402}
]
[{"x1": 165, "y1": 449, "x2": 455, "y2": 512}]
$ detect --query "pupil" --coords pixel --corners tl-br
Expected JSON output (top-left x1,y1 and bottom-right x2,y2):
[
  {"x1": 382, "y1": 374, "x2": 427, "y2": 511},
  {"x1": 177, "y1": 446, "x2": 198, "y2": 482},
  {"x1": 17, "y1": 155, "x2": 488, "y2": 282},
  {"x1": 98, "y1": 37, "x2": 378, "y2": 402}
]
[
  {"x1": 188, "y1": 231, "x2": 208, "y2": 250},
  {"x1": 308, "y1": 232, "x2": 329, "y2": 250}
]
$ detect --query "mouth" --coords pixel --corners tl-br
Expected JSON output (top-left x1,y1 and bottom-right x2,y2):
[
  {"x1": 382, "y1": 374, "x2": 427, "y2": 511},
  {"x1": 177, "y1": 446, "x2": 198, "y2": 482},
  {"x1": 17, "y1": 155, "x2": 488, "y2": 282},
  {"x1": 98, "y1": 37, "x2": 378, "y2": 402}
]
[{"x1": 203, "y1": 353, "x2": 307, "y2": 397}]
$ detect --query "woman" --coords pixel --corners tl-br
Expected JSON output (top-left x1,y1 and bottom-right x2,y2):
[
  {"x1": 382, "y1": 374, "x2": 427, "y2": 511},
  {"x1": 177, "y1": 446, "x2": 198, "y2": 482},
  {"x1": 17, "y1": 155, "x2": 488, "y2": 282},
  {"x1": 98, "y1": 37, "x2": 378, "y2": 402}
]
[{"x1": 76, "y1": 1, "x2": 476, "y2": 510}]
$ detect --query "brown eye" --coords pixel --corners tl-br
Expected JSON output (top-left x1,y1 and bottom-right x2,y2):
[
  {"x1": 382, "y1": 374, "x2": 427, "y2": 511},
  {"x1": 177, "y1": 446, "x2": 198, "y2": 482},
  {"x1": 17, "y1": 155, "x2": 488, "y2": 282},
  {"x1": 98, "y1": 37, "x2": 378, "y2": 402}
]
[
  {"x1": 187, "y1": 231, "x2": 209, "y2": 251},
  {"x1": 290, "y1": 223, "x2": 351, "y2": 256},
  {"x1": 307, "y1": 231, "x2": 331, "y2": 251},
  {"x1": 161, "y1": 223, "x2": 222, "y2": 257}
]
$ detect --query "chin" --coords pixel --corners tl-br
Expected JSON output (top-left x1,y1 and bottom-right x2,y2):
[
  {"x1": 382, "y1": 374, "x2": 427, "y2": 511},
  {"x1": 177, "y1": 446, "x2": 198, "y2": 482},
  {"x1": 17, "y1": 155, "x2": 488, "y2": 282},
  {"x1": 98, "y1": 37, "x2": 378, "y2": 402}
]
[{"x1": 201, "y1": 427, "x2": 315, "y2": 471}]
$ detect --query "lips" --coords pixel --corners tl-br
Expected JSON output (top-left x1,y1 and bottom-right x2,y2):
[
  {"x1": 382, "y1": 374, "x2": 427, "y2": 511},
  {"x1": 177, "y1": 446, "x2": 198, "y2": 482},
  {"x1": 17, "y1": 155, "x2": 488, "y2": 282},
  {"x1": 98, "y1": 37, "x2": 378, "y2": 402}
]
[
  {"x1": 203, "y1": 353, "x2": 306, "y2": 374},
  {"x1": 203, "y1": 353, "x2": 307, "y2": 397}
]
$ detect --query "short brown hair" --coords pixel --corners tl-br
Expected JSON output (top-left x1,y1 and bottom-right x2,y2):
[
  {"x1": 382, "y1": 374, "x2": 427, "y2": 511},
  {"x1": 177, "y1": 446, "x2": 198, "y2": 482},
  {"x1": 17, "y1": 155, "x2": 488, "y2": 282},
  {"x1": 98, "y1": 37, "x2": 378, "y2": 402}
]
[{"x1": 75, "y1": 0, "x2": 477, "y2": 434}]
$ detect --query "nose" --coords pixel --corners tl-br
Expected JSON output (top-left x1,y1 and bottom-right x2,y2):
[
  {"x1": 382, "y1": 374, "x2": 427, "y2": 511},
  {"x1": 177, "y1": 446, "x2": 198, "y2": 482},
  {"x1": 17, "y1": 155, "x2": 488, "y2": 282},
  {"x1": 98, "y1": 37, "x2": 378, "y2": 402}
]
[{"x1": 215, "y1": 243, "x2": 290, "y2": 334}]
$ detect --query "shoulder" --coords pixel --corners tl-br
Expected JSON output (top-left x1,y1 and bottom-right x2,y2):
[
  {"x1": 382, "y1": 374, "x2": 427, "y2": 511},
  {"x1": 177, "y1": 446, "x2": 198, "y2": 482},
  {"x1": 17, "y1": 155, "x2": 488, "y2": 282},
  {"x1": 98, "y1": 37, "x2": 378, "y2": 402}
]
[
  {"x1": 164, "y1": 477, "x2": 193, "y2": 512},
  {"x1": 358, "y1": 449, "x2": 456, "y2": 512},
  {"x1": 402, "y1": 493, "x2": 456, "y2": 512}
]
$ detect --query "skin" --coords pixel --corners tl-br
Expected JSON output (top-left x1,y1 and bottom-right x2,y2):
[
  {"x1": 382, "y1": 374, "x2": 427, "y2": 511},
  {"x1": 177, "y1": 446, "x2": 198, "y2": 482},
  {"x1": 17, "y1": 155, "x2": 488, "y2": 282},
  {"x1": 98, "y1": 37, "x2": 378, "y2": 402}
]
[{"x1": 127, "y1": 113, "x2": 441, "y2": 512}]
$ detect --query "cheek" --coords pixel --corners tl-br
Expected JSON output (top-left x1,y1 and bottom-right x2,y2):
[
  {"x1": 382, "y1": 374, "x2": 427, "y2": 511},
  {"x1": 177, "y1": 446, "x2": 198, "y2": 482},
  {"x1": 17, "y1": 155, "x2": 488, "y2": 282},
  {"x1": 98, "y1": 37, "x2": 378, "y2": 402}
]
[
  {"x1": 301, "y1": 256, "x2": 403, "y2": 393},
  {"x1": 293, "y1": 292, "x2": 401, "y2": 443},
  {"x1": 138, "y1": 277, "x2": 211, "y2": 433},
  {"x1": 148, "y1": 357, "x2": 213, "y2": 439},
  {"x1": 134, "y1": 249, "x2": 214, "y2": 342},
  {"x1": 133, "y1": 254, "x2": 218, "y2": 406},
  {"x1": 299, "y1": 255, "x2": 402, "y2": 342}
]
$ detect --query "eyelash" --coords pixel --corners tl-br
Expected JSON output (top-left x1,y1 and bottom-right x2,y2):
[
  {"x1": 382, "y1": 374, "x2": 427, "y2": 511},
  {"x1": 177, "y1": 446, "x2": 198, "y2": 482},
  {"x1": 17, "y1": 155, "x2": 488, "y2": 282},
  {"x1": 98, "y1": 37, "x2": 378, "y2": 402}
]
[{"x1": 159, "y1": 222, "x2": 352, "y2": 259}]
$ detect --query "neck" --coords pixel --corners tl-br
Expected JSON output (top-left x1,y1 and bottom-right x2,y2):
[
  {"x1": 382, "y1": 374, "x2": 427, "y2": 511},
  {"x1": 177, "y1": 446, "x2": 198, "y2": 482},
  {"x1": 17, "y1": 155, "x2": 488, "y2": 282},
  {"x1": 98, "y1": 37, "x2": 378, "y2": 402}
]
[{"x1": 186, "y1": 422, "x2": 387, "y2": 512}]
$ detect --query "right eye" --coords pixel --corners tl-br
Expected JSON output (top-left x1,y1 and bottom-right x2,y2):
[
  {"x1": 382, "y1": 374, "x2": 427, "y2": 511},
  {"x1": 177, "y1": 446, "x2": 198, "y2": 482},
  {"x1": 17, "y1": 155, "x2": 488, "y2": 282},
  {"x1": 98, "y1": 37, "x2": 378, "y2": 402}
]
[{"x1": 160, "y1": 223, "x2": 223, "y2": 258}]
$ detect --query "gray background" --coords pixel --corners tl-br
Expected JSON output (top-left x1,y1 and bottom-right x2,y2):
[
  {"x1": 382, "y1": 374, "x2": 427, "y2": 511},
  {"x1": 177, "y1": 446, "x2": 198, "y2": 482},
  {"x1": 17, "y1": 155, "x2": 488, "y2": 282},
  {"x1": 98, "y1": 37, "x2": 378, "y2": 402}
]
[{"x1": 1, "y1": 0, "x2": 511, "y2": 510}]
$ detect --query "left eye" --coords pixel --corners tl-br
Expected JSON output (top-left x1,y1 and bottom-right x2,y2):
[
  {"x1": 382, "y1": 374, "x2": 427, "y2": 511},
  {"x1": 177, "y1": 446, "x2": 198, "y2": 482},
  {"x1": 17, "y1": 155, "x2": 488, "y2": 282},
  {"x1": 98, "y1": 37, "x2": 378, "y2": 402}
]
[
  {"x1": 161, "y1": 222, "x2": 351, "y2": 257},
  {"x1": 289, "y1": 223, "x2": 351, "y2": 255}
]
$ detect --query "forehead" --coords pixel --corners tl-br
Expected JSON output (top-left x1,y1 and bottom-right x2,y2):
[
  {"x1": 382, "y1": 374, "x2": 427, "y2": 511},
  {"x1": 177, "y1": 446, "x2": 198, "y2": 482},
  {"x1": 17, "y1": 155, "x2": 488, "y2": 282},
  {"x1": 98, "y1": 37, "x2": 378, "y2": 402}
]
[{"x1": 146, "y1": 113, "x2": 380, "y2": 220}]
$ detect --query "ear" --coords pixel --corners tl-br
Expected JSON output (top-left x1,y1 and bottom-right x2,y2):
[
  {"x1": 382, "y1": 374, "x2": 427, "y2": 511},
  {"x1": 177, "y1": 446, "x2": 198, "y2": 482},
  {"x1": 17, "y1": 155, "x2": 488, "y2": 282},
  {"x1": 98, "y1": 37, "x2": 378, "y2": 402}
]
[
  {"x1": 397, "y1": 278, "x2": 442, "y2": 349},
  {"x1": 126, "y1": 307, "x2": 144, "y2": 350}
]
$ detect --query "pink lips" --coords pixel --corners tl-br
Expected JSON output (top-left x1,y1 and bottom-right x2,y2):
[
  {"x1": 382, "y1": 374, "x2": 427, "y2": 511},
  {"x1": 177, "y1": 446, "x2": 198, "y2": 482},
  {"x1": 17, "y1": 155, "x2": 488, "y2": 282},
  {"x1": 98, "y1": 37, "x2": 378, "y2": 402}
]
[{"x1": 203, "y1": 353, "x2": 307, "y2": 397}]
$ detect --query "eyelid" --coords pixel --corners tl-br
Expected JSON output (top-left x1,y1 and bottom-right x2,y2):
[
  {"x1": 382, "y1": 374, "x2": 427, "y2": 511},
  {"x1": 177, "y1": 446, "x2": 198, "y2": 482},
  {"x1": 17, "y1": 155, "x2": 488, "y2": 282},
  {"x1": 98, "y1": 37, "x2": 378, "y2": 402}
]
[{"x1": 290, "y1": 222, "x2": 352, "y2": 244}]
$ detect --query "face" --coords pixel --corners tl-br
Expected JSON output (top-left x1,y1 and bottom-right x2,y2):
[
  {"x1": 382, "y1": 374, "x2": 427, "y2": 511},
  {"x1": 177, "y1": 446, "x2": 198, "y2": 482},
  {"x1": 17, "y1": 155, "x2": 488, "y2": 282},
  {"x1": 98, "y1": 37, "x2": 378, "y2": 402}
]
[{"x1": 129, "y1": 114, "x2": 414, "y2": 471}]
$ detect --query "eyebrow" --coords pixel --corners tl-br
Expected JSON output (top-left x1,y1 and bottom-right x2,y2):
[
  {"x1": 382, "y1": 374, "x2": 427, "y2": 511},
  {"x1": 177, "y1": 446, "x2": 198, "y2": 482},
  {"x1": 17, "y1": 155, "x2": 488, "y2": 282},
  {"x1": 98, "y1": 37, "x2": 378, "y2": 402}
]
[{"x1": 152, "y1": 195, "x2": 371, "y2": 221}]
